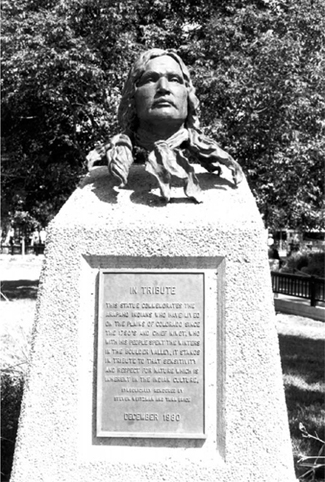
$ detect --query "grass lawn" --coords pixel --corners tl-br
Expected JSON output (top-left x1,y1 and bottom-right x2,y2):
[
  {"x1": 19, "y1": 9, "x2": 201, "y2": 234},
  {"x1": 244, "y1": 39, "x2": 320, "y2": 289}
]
[
  {"x1": 277, "y1": 315, "x2": 325, "y2": 480},
  {"x1": 1, "y1": 260, "x2": 324, "y2": 481}
]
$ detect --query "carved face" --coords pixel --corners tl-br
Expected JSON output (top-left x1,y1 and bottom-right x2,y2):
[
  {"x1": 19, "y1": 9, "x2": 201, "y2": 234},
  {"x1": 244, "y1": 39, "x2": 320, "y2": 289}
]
[{"x1": 134, "y1": 56, "x2": 188, "y2": 129}]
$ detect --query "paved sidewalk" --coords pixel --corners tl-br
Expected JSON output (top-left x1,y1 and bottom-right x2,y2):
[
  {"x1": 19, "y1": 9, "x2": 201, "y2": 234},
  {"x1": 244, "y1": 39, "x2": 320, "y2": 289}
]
[
  {"x1": 0, "y1": 254, "x2": 44, "y2": 281},
  {"x1": 274, "y1": 293, "x2": 325, "y2": 322}
]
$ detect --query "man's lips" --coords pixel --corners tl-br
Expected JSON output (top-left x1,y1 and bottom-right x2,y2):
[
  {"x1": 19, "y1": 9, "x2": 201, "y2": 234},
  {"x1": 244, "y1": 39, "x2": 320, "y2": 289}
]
[{"x1": 152, "y1": 98, "x2": 175, "y2": 107}]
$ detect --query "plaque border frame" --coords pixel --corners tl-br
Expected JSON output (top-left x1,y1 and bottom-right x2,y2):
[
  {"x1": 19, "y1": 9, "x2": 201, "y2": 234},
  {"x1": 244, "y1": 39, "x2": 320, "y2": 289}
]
[{"x1": 83, "y1": 255, "x2": 225, "y2": 450}]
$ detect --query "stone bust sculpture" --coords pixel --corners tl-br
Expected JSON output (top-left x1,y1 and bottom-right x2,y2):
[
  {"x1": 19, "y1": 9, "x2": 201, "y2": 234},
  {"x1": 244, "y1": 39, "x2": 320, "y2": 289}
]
[{"x1": 87, "y1": 49, "x2": 244, "y2": 202}]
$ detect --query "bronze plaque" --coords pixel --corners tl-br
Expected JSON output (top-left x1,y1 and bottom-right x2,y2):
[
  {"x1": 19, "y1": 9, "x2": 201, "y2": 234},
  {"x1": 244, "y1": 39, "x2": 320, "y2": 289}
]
[{"x1": 97, "y1": 271, "x2": 205, "y2": 438}]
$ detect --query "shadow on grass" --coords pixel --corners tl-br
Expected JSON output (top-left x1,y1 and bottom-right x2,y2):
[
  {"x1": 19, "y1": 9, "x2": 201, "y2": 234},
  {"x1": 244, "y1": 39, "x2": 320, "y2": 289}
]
[
  {"x1": 279, "y1": 333, "x2": 325, "y2": 480},
  {"x1": 1, "y1": 280, "x2": 39, "y2": 300},
  {"x1": 279, "y1": 334, "x2": 325, "y2": 385}
]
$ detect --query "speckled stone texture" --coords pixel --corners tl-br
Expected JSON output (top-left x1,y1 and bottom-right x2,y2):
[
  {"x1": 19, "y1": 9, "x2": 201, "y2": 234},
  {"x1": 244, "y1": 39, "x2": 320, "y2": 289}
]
[{"x1": 11, "y1": 165, "x2": 296, "y2": 482}]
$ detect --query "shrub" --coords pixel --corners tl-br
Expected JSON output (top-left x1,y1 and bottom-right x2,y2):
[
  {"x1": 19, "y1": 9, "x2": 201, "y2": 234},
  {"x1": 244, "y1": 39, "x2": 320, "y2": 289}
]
[
  {"x1": 301, "y1": 252, "x2": 325, "y2": 278},
  {"x1": 1, "y1": 372, "x2": 24, "y2": 482},
  {"x1": 283, "y1": 252, "x2": 325, "y2": 278}
]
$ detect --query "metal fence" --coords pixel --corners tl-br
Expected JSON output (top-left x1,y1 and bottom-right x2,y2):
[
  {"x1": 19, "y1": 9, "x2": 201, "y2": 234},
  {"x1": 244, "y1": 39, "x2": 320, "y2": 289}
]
[
  {"x1": 271, "y1": 271, "x2": 325, "y2": 307},
  {"x1": 0, "y1": 244, "x2": 45, "y2": 255}
]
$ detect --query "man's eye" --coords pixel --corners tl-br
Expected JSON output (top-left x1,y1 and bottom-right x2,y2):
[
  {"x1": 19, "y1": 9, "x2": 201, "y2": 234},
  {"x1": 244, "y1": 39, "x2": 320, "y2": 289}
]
[
  {"x1": 138, "y1": 75, "x2": 155, "y2": 86},
  {"x1": 169, "y1": 75, "x2": 182, "y2": 83}
]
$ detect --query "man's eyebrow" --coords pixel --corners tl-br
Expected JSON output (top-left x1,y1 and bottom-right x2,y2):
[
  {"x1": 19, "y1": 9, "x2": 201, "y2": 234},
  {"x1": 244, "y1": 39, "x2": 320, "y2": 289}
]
[
  {"x1": 141, "y1": 70, "x2": 157, "y2": 77},
  {"x1": 140, "y1": 69, "x2": 184, "y2": 78}
]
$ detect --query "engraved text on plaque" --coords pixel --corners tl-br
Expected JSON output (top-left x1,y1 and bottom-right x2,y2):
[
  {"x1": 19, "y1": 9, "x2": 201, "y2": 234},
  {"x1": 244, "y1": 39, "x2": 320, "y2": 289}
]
[{"x1": 97, "y1": 271, "x2": 205, "y2": 438}]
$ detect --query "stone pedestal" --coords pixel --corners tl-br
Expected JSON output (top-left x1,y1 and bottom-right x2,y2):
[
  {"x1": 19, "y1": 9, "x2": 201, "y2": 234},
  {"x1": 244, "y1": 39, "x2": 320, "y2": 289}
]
[{"x1": 11, "y1": 166, "x2": 296, "y2": 482}]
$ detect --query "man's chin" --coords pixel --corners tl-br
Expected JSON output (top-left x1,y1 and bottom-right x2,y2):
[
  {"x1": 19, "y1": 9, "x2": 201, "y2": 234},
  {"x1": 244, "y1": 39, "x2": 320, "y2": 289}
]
[{"x1": 148, "y1": 108, "x2": 186, "y2": 122}]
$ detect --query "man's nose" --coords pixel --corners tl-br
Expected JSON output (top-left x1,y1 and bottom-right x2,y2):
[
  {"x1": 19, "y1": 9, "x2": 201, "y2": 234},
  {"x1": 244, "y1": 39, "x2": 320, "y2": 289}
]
[{"x1": 156, "y1": 76, "x2": 170, "y2": 93}]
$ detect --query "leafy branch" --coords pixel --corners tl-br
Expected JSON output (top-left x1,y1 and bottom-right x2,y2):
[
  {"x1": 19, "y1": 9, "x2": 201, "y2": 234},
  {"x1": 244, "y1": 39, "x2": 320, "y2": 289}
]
[{"x1": 298, "y1": 423, "x2": 325, "y2": 481}]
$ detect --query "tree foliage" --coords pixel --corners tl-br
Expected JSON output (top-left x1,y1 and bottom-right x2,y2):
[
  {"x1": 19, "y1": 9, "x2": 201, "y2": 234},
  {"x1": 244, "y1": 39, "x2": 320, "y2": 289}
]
[{"x1": 1, "y1": 0, "x2": 324, "y2": 231}]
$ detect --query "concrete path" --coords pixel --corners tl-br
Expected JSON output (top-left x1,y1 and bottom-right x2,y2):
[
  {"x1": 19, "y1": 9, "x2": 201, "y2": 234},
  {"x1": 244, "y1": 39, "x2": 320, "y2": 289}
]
[
  {"x1": 0, "y1": 254, "x2": 44, "y2": 281},
  {"x1": 274, "y1": 293, "x2": 325, "y2": 322}
]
